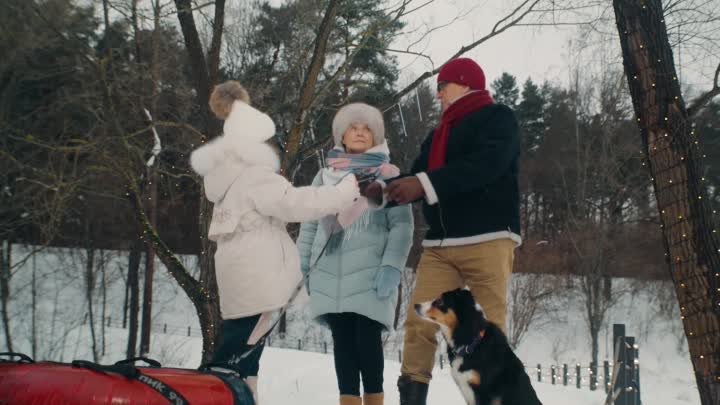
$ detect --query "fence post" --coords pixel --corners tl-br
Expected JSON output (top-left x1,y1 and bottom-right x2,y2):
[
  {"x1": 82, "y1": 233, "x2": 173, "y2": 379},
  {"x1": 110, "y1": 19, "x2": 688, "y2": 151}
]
[
  {"x1": 537, "y1": 364, "x2": 541, "y2": 382},
  {"x1": 298, "y1": 339, "x2": 302, "y2": 350},
  {"x1": 551, "y1": 365, "x2": 556, "y2": 385},
  {"x1": 399, "y1": 350, "x2": 402, "y2": 363},
  {"x1": 324, "y1": 341, "x2": 328, "y2": 354},
  {"x1": 563, "y1": 364, "x2": 568, "y2": 386},
  {"x1": 604, "y1": 360, "x2": 610, "y2": 394},
  {"x1": 163, "y1": 324, "x2": 167, "y2": 333},
  {"x1": 626, "y1": 337, "x2": 638, "y2": 405},
  {"x1": 439, "y1": 354, "x2": 444, "y2": 369},
  {"x1": 590, "y1": 361, "x2": 598, "y2": 391},
  {"x1": 614, "y1": 324, "x2": 628, "y2": 405},
  {"x1": 634, "y1": 342, "x2": 641, "y2": 405},
  {"x1": 107, "y1": 317, "x2": 111, "y2": 327},
  {"x1": 576, "y1": 364, "x2": 581, "y2": 389},
  {"x1": 187, "y1": 326, "x2": 191, "y2": 337}
]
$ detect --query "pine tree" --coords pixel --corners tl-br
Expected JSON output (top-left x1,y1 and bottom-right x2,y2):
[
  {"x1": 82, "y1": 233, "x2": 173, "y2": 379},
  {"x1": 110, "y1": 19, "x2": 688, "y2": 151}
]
[
  {"x1": 516, "y1": 78, "x2": 545, "y2": 156},
  {"x1": 491, "y1": 72, "x2": 519, "y2": 108}
]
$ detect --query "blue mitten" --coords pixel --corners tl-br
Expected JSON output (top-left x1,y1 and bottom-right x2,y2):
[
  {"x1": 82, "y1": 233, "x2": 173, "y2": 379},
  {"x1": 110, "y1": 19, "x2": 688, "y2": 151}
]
[{"x1": 374, "y1": 265, "x2": 401, "y2": 299}]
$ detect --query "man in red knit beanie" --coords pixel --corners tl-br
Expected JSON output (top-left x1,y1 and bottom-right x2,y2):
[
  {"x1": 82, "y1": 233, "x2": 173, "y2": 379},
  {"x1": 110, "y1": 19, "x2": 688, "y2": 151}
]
[{"x1": 378, "y1": 58, "x2": 521, "y2": 405}]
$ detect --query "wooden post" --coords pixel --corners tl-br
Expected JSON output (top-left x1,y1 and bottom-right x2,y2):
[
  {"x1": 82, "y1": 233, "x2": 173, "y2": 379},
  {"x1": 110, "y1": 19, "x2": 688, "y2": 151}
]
[
  {"x1": 635, "y1": 341, "x2": 641, "y2": 405},
  {"x1": 576, "y1": 364, "x2": 581, "y2": 389},
  {"x1": 604, "y1": 360, "x2": 611, "y2": 394},
  {"x1": 187, "y1": 326, "x2": 191, "y2": 337},
  {"x1": 551, "y1": 365, "x2": 556, "y2": 385},
  {"x1": 590, "y1": 361, "x2": 598, "y2": 391},
  {"x1": 163, "y1": 324, "x2": 167, "y2": 333},
  {"x1": 626, "y1": 337, "x2": 638, "y2": 405},
  {"x1": 537, "y1": 364, "x2": 542, "y2": 382},
  {"x1": 563, "y1": 364, "x2": 568, "y2": 386},
  {"x1": 614, "y1": 324, "x2": 629, "y2": 405}
]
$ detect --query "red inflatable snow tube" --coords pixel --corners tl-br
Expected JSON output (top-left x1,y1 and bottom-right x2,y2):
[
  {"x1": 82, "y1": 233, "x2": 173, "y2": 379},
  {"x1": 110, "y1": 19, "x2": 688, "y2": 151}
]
[{"x1": 0, "y1": 353, "x2": 254, "y2": 405}]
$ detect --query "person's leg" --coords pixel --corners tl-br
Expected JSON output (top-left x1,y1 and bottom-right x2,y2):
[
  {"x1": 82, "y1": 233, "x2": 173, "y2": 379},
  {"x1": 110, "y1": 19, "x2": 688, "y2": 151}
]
[
  {"x1": 353, "y1": 314, "x2": 384, "y2": 404},
  {"x1": 212, "y1": 314, "x2": 263, "y2": 375},
  {"x1": 400, "y1": 247, "x2": 463, "y2": 384},
  {"x1": 327, "y1": 313, "x2": 362, "y2": 404},
  {"x1": 450, "y1": 239, "x2": 515, "y2": 333}
]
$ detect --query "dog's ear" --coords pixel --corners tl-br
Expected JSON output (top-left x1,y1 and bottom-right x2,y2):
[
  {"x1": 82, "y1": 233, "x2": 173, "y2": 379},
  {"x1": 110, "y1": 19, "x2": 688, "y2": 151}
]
[{"x1": 456, "y1": 289, "x2": 489, "y2": 330}]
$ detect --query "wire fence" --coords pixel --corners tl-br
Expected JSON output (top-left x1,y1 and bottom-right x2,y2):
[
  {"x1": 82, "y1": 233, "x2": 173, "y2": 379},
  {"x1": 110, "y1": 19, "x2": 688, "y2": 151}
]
[{"x1": 95, "y1": 316, "x2": 635, "y2": 395}]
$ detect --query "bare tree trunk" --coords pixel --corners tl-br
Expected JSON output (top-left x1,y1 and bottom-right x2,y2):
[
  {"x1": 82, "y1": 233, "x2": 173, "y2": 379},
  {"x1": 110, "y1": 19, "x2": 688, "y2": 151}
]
[
  {"x1": 281, "y1": 0, "x2": 340, "y2": 173},
  {"x1": 140, "y1": 169, "x2": 157, "y2": 355},
  {"x1": 100, "y1": 252, "x2": 107, "y2": 357},
  {"x1": 122, "y1": 266, "x2": 129, "y2": 329},
  {"x1": 85, "y1": 243, "x2": 98, "y2": 362},
  {"x1": 0, "y1": 240, "x2": 11, "y2": 352},
  {"x1": 31, "y1": 250, "x2": 37, "y2": 358},
  {"x1": 126, "y1": 239, "x2": 141, "y2": 358},
  {"x1": 613, "y1": 1, "x2": 720, "y2": 402},
  {"x1": 172, "y1": 0, "x2": 229, "y2": 362}
]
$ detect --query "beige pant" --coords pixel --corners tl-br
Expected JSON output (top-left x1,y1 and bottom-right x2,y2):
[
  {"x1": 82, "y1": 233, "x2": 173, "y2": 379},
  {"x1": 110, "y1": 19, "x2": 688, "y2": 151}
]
[{"x1": 400, "y1": 238, "x2": 515, "y2": 384}]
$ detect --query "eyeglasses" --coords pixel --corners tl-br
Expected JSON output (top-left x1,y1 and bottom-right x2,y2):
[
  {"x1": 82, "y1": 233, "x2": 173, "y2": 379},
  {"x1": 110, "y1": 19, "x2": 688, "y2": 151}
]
[{"x1": 437, "y1": 81, "x2": 449, "y2": 93}]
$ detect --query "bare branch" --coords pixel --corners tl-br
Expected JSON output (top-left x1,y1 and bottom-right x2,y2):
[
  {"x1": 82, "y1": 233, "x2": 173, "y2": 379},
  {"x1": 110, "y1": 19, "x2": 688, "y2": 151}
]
[
  {"x1": 384, "y1": 0, "x2": 542, "y2": 108},
  {"x1": 687, "y1": 61, "x2": 720, "y2": 117},
  {"x1": 384, "y1": 48, "x2": 434, "y2": 64},
  {"x1": 281, "y1": 0, "x2": 340, "y2": 173},
  {"x1": 207, "y1": 0, "x2": 226, "y2": 86}
]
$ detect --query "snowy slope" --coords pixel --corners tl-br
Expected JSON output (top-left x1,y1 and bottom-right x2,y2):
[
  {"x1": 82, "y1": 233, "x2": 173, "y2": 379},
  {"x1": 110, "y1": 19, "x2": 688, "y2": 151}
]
[{"x1": 2, "y1": 245, "x2": 700, "y2": 404}]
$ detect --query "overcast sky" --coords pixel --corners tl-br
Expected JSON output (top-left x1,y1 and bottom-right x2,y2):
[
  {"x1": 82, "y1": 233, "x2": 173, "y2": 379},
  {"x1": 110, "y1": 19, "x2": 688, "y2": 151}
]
[{"x1": 387, "y1": 0, "x2": 717, "y2": 97}]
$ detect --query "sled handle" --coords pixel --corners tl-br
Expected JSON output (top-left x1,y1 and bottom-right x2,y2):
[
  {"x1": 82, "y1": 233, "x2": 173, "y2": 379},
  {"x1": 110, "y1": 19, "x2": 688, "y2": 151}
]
[
  {"x1": 115, "y1": 356, "x2": 162, "y2": 368},
  {"x1": 72, "y1": 360, "x2": 139, "y2": 379},
  {"x1": 0, "y1": 352, "x2": 34, "y2": 363}
]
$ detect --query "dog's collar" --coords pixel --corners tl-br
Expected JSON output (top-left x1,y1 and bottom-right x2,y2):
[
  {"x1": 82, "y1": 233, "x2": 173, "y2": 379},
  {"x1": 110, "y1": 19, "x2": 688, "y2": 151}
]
[{"x1": 452, "y1": 330, "x2": 485, "y2": 357}]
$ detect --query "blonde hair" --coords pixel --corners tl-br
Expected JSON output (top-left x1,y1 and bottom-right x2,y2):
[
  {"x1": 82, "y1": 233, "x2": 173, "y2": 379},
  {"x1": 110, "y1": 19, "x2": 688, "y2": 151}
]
[{"x1": 209, "y1": 81, "x2": 250, "y2": 119}]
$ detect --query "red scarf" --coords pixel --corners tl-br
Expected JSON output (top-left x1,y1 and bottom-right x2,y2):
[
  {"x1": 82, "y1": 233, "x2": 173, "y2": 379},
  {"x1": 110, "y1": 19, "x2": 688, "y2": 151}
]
[{"x1": 428, "y1": 90, "x2": 494, "y2": 170}]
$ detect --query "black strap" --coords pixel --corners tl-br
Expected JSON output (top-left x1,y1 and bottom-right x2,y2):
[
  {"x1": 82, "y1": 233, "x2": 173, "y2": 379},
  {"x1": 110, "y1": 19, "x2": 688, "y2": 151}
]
[
  {"x1": 115, "y1": 356, "x2": 162, "y2": 367},
  {"x1": 72, "y1": 360, "x2": 190, "y2": 405},
  {"x1": 0, "y1": 352, "x2": 34, "y2": 363}
]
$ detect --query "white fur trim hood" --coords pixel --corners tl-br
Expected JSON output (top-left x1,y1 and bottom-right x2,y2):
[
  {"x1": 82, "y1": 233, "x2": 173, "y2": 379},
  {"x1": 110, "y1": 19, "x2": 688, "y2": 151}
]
[{"x1": 190, "y1": 101, "x2": 280, "y2": 202}]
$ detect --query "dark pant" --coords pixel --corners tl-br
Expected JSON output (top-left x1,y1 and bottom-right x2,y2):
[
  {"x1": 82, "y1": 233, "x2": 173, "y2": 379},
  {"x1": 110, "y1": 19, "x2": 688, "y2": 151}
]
[
  {"x1": 325, "y1": 312, "x2": 384, "y2": 396},
  {"x1": 212, "y1": 315, "x2": 265, "y2": 377}
]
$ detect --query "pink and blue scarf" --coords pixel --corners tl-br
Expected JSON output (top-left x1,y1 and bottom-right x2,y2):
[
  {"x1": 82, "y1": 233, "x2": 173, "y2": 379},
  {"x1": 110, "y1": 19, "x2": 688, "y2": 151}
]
[{"x1": 320, "y1": 145, "x2": 400, "y2": 251}]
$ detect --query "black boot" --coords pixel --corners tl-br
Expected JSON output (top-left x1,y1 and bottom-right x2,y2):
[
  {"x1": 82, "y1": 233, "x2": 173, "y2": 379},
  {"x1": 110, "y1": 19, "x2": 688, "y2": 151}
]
[{"x1": 397, "y1": 375, "x2": 428, "y2": 405}]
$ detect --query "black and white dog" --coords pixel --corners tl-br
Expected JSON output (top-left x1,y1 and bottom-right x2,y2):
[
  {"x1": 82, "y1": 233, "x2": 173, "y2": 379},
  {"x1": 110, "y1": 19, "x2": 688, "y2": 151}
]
[{"x1": 415, "y1": 288, "x2": 542, "y2": 405}]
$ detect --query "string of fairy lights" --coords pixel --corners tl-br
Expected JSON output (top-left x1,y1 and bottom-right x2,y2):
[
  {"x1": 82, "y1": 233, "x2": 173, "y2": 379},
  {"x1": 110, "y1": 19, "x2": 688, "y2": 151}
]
[
  {"x1": 621, "y1": 0, "x2": 720, "y2": 382},
  {"x1": 126, "y1": 0, "x2": 720, "y2": 372}
]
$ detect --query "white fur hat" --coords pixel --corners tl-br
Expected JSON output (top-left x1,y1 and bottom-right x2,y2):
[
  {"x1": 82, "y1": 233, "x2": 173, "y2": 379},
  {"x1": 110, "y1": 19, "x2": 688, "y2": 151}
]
[{"x1": 332, "y1": 103, "x2": 385, "y2": 147}]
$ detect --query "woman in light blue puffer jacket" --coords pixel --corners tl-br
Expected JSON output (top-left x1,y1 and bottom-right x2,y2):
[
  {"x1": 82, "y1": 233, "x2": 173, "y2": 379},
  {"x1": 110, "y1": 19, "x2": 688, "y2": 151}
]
[{"x1": 297, "y1": 103, "x2": 414, "y2": 405}]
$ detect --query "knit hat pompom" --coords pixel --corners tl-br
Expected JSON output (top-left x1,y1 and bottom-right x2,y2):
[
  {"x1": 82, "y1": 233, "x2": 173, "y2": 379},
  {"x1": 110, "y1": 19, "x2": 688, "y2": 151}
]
[
  {"x1": 437, "y1": 58, "x2": 486, "y2": 91},
  {"x1": 209, "y1": 81, "x2": 251, "y2": 119},
  {"x1": 332, "y1": 103, "x2": 385, "y2": 147}
]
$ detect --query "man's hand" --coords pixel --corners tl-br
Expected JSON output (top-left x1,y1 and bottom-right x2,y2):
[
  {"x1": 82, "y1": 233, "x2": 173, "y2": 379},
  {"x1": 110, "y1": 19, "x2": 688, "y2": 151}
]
[
  {"x1": 360, "y1": 181, "x2": 383, "y2": 206},
  {"x1": 386, "y1": 176, "x2": 425, "y2": 204}
]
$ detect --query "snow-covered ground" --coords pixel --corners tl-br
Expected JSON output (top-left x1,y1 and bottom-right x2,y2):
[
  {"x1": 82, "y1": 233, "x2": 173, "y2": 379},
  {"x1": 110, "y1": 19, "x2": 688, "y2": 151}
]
[{"x1": 2, "y1": 245, "x2": 700, "y2": 404}]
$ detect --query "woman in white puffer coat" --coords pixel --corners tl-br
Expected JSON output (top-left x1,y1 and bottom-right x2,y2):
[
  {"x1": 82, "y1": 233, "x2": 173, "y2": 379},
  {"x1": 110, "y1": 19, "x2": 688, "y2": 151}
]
[{"x1": 189, "y1": 81, "x2": 359, "y2": 403}]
